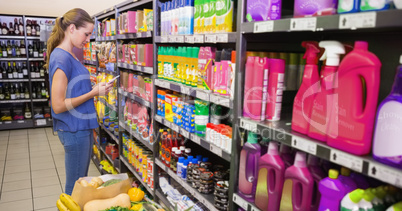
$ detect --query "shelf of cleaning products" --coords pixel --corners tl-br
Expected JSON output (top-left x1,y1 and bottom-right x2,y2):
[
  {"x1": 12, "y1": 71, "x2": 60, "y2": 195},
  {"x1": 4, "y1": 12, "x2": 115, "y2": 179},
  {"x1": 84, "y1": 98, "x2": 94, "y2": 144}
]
[
  {"x1": 154, "y1": 114, "x2": 231, "y2": 162},
  {"x1": 0, "y1": 99, "x2": 31, "y2": 104},
  {"x1": 0, "y1": 35, "x2": 25, "y2": 39},
  {"x1": 232, "y1": 193, "x2": 261, "y2": 211},
  {"x1": 120, "y1": 156, "x2": 155, "y2": 196},
  {"x1": 32, "y1": 98, "x2": 49, "y2": 102},
  {"x1": 83, "y1": 60, "x2": 97, "y2": 66},
  {"x1": 155, "y1": 79, "x2": 232, "y2": 109},
  {"x1": 0, "y1": 58, "x2": 27, "y2": 61},
  {"x1": 119, "y1": 121, "x2": 154, "y2": 152},
  {"x1": 155, "y1": 158, "x2": 218, "y2": 211},
  {"x1": 0, "y1": 119, "x2": 34, "y2": 130},
  {"x1": 118, "y1": 88, "x2": 152, "y2": 109},
  {"x1": 28, "y1": 58, "x2": 44, "y2": 61},
  {"x1": 99, "y1": 98, "x2": 118, "y2": 112},
  {"x1": 100, "y1": 123, "x2": 120, "y2": 145},
  {"x1": 242, "y1": 10, "x2": 402, "y2": 34},
  {"x1": 116, "y1": 0, "x2": 153, "y2": 11},
  {"x1": 99, "y1": 144, "x2": 120, "y2": 173},
  {"x1": 98, "y1": 67, "x2": 118, "y2": 76},
  {"x1": 155, "y1": 32, "x2": 237, "y2": 44},
  {"x1": 96, "y1": 36, "x2": 116, "y2": 42},
  {"x1": 117, "y1": 62, "x2": 154, "y2": 74},
  {"x1": 155, "y1": 189, "x2": 175, "y2": 211},
  {"x1": 0, "y1": 79, "x2": 30, "y2": 82},
  {"x1": 239, "y1": 117, "x2": 402, "y2": 189},
  {"x1": 31, "y1": 79, "x2": 46, "y2": 82},
  {"x1": 116, "y1": 31, "x2": 153, "y2": 40}
]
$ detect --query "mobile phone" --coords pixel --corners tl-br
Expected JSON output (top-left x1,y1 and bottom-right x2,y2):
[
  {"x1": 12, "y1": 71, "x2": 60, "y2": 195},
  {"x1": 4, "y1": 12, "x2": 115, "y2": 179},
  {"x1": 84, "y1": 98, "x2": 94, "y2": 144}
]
[{"x1": 107, "y1": 75, "x2": 120, "y2": 84}]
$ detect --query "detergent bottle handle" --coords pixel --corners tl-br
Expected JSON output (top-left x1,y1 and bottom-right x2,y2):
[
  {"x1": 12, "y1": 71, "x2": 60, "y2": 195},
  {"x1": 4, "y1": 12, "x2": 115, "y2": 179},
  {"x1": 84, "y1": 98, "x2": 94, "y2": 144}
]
[{"x1": 358, "y1": 67, "x2": 380, "y2": 119}]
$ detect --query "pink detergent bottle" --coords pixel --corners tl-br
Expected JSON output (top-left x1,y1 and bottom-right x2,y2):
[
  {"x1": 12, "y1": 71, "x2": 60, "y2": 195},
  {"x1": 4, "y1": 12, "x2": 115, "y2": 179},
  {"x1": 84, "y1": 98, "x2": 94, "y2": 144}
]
[
  {"x1": 279, "y1": 151, "x2": 314, "y2": 211},
  {"x1": 308, "y1": 41, "x2": 345, "y2": 142},
  {"x1": 292, "y1": 41, "x2": 320, "y2": 134},
  {"x1": 327, "y1": 41, "x2": 381, "y2": 155},
  {"x1": 238, "y1": 132, "x2": 261, "y2": 202},
  {"x1": 255, "y1": 142, "x2": 285, "y2": 211},
  {"x1": 307, "y1": 155, "x2": 326, "y2": 211},
  {"x1": 318, "y1": 169, "x2": 349, "y2": 211},
  {"x1": 279, "y1": 144, "x2": 294, "y2": 169},
  {"x1": 243, "y1": 56, "x2": 257, "y2": 119}
]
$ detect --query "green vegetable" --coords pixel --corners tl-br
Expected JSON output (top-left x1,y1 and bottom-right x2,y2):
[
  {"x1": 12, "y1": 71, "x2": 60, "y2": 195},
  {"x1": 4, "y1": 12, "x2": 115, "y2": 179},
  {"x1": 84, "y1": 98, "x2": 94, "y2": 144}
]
[
  {"x1": 101, "y1": 179, "x2": 123, "y2": 187},
  {"x1": 101, "y1": 206, "x2": 130, "y2": 211}
]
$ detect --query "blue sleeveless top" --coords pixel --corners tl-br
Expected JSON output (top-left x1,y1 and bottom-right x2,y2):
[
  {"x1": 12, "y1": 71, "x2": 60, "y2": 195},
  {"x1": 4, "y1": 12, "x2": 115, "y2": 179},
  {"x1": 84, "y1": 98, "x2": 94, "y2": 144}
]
[{"x1": 49, "y1": 48, "x2": 98, "y2": 132}]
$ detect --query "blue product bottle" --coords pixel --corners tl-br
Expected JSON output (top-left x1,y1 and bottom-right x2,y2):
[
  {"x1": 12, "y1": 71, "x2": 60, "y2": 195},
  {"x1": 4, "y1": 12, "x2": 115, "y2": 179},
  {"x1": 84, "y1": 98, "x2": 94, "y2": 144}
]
[
  {"x1": 338, "y1": 0, "x2": 360, "y2": 13},
  {"x1": 181, "y1": 159, "x2": 189, "y2": 180},
  {"x1": 373, "y1": 55, "x2": 402, "y2": 169},
  {"x1": 185, "y1": 0, "x2": 195, "y2": 35}
]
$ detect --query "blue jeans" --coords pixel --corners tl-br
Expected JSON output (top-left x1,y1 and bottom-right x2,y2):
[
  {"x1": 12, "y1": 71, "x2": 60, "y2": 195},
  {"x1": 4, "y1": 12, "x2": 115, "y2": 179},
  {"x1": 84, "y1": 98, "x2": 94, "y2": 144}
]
[{"x1": 58, "y1": 130, "x2": 94, "y2": 195}]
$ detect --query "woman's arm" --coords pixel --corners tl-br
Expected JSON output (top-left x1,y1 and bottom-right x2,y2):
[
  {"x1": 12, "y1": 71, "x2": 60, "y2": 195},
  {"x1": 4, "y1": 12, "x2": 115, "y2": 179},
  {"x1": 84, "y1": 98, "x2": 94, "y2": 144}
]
[{"x1": 51, "y1": 68, "x2": 112, "y2": 114}]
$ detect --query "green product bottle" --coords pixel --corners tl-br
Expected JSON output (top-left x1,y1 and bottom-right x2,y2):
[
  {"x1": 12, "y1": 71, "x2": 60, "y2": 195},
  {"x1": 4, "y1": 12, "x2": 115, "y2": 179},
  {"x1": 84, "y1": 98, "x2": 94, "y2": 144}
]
[{"x1": 341, "y1": 189, "x2": 364, "y2": 211}]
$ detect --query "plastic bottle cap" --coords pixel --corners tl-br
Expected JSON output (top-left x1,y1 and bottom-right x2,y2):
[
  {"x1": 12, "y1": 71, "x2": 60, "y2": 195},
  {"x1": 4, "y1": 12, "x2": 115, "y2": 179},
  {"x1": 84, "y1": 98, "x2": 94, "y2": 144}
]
[
  {"x1": 376, "y1": 186, "x2": 387, "y2": 199},
  {"x1": 187, "y1": 156, "x2": 194, "y2": 161},
  {"x1": 172, "y1": 147, "x2": 178, "y2": 152},
  {"x1": 349, "y1": 189, "x2": 365, "y2": 203},
  {"x1": 185, "y1": 148, "x2": 191, "y2": 153},
  {"x1": 180, "y1": 146, "x2": 185, "y2": 150},
  {"x1": 247, "y1": 132, "x2": 259, "y2": 144},
  {"x1": 176, "y1": 150, "x2": 182, "y2": 155},
  {"x1": 354, "y1": 41, "x2": 368, "y2": 51},
  {"x1": 319, "y1": 41, "x2": 345, "y2": 66},
  {"x1": 328, "y1": 169, "x2": 339, "y2": 179},
  {"x1": 269, "y1": 58, "x2": 285, "y2": 73},
  {"x1": 192, "y1": 158, "x2": 198, "y2": 164},
  {"x1": 302, "y1": 41, "x2": 320, "y2": 64},
  {"x1": 267, "y1": 142, "x2": 279, "y2": 155},
  {"x1": 183, "y1": 160, "x2": 189, "y2": 166},
  {"x1": 294, "y1": 152, "x2": 307, "y2": 168},
  {"x1": 364, "y1": 189, "x2": 376, "y2": 201},
  {"x1": 202, "y1": 157, "x2": 209, "y2": 162},
  {"x1": 178, "y1": 157, "x2": 185, "y2": 163},
  {"x1": 363, "y1": 190, "x2": 375, "y2": 202},
  {"x1": 394, "y1": 201, "x2": 402, "y2": 210},
  {"x1": 341, "y1": 167, "x2": 351, "y2": 177}
]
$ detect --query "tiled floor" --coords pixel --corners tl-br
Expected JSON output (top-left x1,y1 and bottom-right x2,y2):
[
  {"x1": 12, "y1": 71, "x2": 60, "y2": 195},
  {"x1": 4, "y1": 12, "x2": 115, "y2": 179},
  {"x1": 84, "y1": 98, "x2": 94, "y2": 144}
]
[{"x1": 0, "y1": 128, "x2": 101, "y2": 211}]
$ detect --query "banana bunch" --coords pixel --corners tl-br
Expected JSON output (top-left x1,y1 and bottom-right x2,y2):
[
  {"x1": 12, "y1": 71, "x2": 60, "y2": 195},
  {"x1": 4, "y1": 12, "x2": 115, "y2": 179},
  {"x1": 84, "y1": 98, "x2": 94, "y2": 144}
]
[{"x1": 56, "y1": 193, "x2": 81, "y2": 211}]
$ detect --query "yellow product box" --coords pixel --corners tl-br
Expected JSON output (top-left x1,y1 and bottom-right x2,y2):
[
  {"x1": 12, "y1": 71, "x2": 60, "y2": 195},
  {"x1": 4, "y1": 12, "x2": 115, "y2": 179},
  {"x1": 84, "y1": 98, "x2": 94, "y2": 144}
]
[{"x1": 165, "y1": 94, "x2": 178, "y2": 122}]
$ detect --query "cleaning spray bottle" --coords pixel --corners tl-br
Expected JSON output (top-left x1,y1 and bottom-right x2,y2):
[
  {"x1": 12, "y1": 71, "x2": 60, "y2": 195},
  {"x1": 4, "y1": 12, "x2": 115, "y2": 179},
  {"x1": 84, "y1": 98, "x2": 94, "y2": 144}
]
[
  {"x1": 279, "y1": 151, "x2": 314, "y2": 211},
  {"x1": 373, "y1": 55, "x2": 402, "y2": 169},
  {"x1": 339, "y1": 167, "x2": 358, "y2": 192},
  {"x1": 359, "y1": 189, "x2": 375, "y2": 211},
  {"x1": 327, "y1": 41, "x2": 381, "y2": 155},
  {"x1": 318, "y1": 169, "x2": 349, "y2": 211},
  {"x1": 386, "y1": 202, "x2": 402, "y2": 211},
  {"x1": 308, "y1": 41, "x2": 345, "y2": 142},
  {"x1": 238, "y1": 132, "x2": 261, "y2": 202},
  {"x1": 255, "y1": 142, "x2": 285, "y2": 211},
  {"x1": 292, "y1": 41, "x2": 320, "y2": 134},
  {"x1": 307, "y1": 155, "x2": 326, "y2": 211},
  {"x1": 341, "y1": 189, "x2": 365, "y2": 211}
]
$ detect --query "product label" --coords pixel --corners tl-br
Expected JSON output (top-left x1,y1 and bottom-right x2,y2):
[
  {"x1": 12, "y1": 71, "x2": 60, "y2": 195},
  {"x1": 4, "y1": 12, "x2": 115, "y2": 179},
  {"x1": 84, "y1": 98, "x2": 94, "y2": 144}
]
[
  {"x1": 279, "y1": 179, "x2": 293, "y2": 211},
  {"x1": 255, "y1": 168, "x2": 269, "y2": 208}
]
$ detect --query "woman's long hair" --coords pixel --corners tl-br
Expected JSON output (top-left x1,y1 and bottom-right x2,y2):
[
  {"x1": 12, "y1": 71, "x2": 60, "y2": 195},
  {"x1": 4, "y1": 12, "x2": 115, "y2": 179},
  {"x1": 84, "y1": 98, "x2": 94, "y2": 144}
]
[{"x1": 45, "y1": 8, "x2": 94, "y2": 69}]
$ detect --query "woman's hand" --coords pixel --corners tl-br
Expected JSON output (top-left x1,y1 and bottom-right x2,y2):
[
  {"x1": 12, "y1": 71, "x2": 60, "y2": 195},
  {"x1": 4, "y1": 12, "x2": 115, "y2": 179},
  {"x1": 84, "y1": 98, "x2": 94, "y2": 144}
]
[{"x1": 91, "y1": 82, "x2": 113, "y2": 97}]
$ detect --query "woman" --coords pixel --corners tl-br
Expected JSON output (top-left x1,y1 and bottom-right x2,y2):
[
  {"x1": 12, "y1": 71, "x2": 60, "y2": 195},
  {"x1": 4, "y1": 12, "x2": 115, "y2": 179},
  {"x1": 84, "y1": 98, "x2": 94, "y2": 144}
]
[{"x1": 46, "y1": 8, "x2": 112, "y2": 195}]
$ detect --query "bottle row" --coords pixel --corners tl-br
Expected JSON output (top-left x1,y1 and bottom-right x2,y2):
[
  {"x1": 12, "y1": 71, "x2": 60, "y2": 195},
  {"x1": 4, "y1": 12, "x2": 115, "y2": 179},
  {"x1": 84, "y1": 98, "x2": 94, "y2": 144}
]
[
  {"x1": 0, "y1": 61, "x2": 47, "y2": 79},
  {"x1": 0, "y1": 104, "x2": 51, "y2": 121},
  {"x1": 117, "y1": 9, "x2": 154, "y2": 35},
  {"x1": 0, "y1": 18, "x2": 48, "y2": 36},
  {"x1": 0, "y1": 82, "x2": 49, "y2": 100},
  {"x1": 238, "y1": 134, "x2": 402, "y2": 211},
  {"x1": 0, "y1": 40, "x2": 45, "y2": 58}
]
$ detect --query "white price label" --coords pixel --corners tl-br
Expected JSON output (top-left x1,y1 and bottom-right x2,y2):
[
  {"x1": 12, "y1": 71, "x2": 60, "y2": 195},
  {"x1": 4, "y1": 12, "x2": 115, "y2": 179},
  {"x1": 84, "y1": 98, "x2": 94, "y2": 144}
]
[
  {"x1": 210, "y1": 94, "x2": 219, "y2": 104},
  {"x1": 216, "y1": 34, "x2": 229, "y2": 43},
  {"x1": 181, "y1": 129, "x2": 190, "y2": 138},
  {"x1": 233, "y1": 194, "x2": 248, "y2": 210},
  {"x1": 155, "y1": 115, "x2": 162, "y2": 123},
  {"x1": 136, "y1": 32, "x2": 142, "y2": 37},
  {"x1": 368, "y1": 163, "x2": 402, "y2": 188},
  {"x1": 210, "y1": 144, "x2": 223, "y2": 157},
  {"x1": 205, "y1": 34, "x2": 217, "y2": 43},
  {"x1": 165, "y1": 121, "x2": 172, "y2": 128},
  {"x1": 330, "y1": 149, "x2": 363, "y2": 172},
  {"x1": 290, "y1": 17, "x2": 317, "y2": 31},
  {"x1": 192, "y1": 134, "x2": 201, "y2": 145},
  {"x1": 161, "y1": 36, "x2": 168, "y2": 43},
  {"x1": 181, "y1": 86, "x2": 191, "y2": 95},
  {"x1": 146, "y1": 31, "x2": 152, "y2": 37},
  {"x1": 185, "y1": 35, "x2": 194, "y2": 43},
  {"x1": 168, "y1": 36, "x2": 175, "y2": 43},
  {"x1": 339, "y1": 12, "x2": 376, "y2": 29},
  {"x1": 196, "y1": 91, "x2": 209, "y2": 101},
  {"x1": 291, "y1": 136, "x2": 317, "y2": 155},
  {"x1": 254, "y1": 21, "x2": 274, "y2": 33},
  {"x1": 240, "y1": 119, "x2": 258, "y2": 132},
  {"x1": 193, "y1": 35, "x2": 204, "y2": 43},
  {"x1": 17, "y1": 120, "x2": 24, "y2": 124},
  {"x1": 176, "y1": 35, "x2": 184, "y2": 43},
  {"x1": 172, "y1": 124, "x2": 179, "y2": 132},
  {"x1": 36, "y1": 119, "x2": 46, "y2": 126}
]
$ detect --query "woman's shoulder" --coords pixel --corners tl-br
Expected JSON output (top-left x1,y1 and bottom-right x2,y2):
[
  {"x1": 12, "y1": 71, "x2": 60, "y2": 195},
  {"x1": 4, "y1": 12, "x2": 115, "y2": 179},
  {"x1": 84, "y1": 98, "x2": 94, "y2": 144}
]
[{"x1": 49, "y1": 48, "x2": 73, "y2": 65}]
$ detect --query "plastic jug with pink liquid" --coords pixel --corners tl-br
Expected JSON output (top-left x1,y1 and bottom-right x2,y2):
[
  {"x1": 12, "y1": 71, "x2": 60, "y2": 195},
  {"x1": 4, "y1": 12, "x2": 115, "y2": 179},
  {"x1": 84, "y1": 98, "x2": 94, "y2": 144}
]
[
  {"x1": 238, "y1": 132, "x2": 261, "y2": 202},
  {"x1": 279, "y1": 151, "x2": 314, "y2": 211},
  {"x1": 327, "y1": 41, "x2": 381, "y2": 155},
  {"x1": 255, "y1": 142, "x2": 285, "y2": 211},
  {"x1": 318, "y1": 169, "x2": 349, "y2": 211}
]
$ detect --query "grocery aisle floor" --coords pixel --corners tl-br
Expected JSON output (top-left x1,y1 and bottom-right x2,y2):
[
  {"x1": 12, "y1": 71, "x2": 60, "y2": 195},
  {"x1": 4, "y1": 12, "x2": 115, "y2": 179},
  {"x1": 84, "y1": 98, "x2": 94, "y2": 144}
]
[{"x1": 0, "y1": 128, "x2": 101, "y2": 210}]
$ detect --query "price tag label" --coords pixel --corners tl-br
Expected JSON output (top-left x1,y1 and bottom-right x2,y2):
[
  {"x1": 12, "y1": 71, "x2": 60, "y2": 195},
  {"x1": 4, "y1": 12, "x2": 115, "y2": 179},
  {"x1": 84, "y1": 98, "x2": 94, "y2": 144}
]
[
  {"x1": 193, "y1": 35, "x2": 204, "y2": 43},
  {"x1": 17, "y1": 120, "x2": 24, "y2": 124},
  {"x1": 254, "y1": 21, "x2": 274, "y2": 33},
  {"x1": 196, "y1": 91, "x2": 209, "y2": 101},
  {"x1": 146, "y1": 31, "x2": 152, "y2": 37},
  {"x1": 135, "y1": 32, "x2": 142, "y2": 37},
  {"x1": 210, "y1": 144, "x2": 223, "y2": 157},
  {"x1": 210, "y1": 93, "x2": 219, "y2": 104},
  {"x1": 181, "y1": 86, "x2": 191, "y2": 95},
  {"x1": 181, "y1": 129, "x2": 190, "y2": 138},
  {"x1": 185, "y1": 35, "x2": 194, "y2": 43},
  {"x1": 161, "y1": 36, "x2": 168, "y2": 43},
  {"x1": 233, "y1": 194, "x2": 248, "y2": 210},
  {"x1": 330, "y1": 149, "x2": 363, "y2": 172},
  {"x1": 172, "y1": 124, "x2": 180, "y2": 132},
  {"x1": 192, "y1": 134, "x2": 201, "y2": 145},
  {"x1": 165, "y1": 121, "x2": 172, "y2": 128},
  {"x1": 176, "y1": 35, "x2": 184, "y2": 43},
  {"x1": 36, "y1": 119, "x2": 46, "y2": 126},
  {"x1": 290, "y1": 17, "x2": 317, "y2": 31},
  {"x1": 368, "y1": 163, "x2": 402, "y2": 188},
  {"x1": 339, "y1": 12, "x2": 376, "y2": 29},
  {"x1": 216, "y1": 34, "x2": 229, "y2": 43},
  {"x1": 291, "y1": 136, "x2": 317, "y2": 155},
  {"x1": 168, "y1": 36, "x2": 175, "y2": 43},
  {"x1": 155, "y1": 115, "x2": 162, "y2": 123},
  {"x1": 240, "y1": 119, "x2": 258, "y2": 132},
  {"x1": 205, "y1": 34, "x2": 217, "y2": 43},
  {"x1": 3, "y1": 121, "x2": 11, "y2": 124}
]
